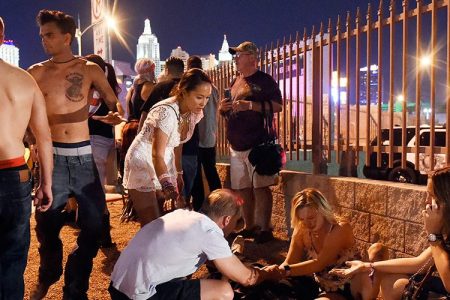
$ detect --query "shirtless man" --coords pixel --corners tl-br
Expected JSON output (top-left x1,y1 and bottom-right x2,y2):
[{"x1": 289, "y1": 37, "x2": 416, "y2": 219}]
[
  {"x1": 27, "y1": 10, "x2": 119, "y2": 300},
  {"x1": 0, "y1": 17, "x2": 53, "y2": 300}
]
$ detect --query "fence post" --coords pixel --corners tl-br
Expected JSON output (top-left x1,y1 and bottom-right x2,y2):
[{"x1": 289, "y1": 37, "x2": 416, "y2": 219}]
[{"x1": 311, "y1": 31, "x2": 327, "y2": 174}]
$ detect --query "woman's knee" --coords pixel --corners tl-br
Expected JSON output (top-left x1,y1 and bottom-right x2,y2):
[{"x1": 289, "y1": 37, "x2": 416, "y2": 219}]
[{"x1": 380, "y1": 274, "x2": 409, "y2": 299}]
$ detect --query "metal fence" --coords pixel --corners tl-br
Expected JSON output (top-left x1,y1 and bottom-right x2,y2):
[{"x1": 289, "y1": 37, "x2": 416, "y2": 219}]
[{"x1": 208, "y1": 0, "x2": 450, "y2": 178}]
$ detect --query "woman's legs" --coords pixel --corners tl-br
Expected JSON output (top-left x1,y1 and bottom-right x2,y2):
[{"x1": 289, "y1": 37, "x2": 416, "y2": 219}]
[
  {"x1": 380, "y1": 274, "x2": 409, "y2": 300},
  {"x1": 128, "y1": 189, "x2": 160, "y2": 227}
]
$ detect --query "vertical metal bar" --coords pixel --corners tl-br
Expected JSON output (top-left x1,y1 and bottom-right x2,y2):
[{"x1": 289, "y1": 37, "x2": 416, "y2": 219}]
[
  {"x1": 377, "y1": 1, "x2": 383, "y2": 168},
  {"x1": 336, "y1": 15, "x2": 342, "y2": 163},
  {"x1": 447, "y1": 0, "x2": 450, "y2": 165},
  {"x1": 311, "y1": 25, "x2": 322, "y2": 174},
  {"x1": 430, "y1": 0, "x2": 436, "y2": 170},
  {"x1": 346, "y1": 12, "x2": 351, "y2": 153},
  {"x1": 366, "y1": 4, "x2": 372, "y2": 167},
  {"x1": 296, "y1": 31, "x2": 301, "y2": 160},
  {"x1": 328, "y1": 19, "x2": 333, "y2": 162},
  {"x1": 283, "y1": 37, "x2": 287, "y2": 151},
  {"x1": 401, "y1": 0, "x2": 409, "y2": 170},
  {"x1": 416, "y1": 0, "x2": 422, "y2": 169},
  {"x1": 303, "y1": 28, "x2": 308, "y2": 160},
  {"x1": 388, "y1": 0, "x2": 395, "y2": 169},
  {"x1": 355, "y1": 8, "x2": 361, "y2": 164},
  {"x1": 289, "y1": 35, "x2": 294, "y2": 160},
  {"x1": 319, "y1": 23, "x2": 324, "y2": 166}
]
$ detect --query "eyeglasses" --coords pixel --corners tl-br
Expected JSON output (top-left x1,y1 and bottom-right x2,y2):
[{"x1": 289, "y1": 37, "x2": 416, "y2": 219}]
[{"x1": 234, "y1": 52, "x2": 253, "y2": 58}]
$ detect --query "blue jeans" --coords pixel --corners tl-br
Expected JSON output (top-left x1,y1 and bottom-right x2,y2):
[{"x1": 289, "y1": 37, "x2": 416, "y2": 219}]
[
  {"x1": 35, "y1": 154, "x2": 105, "y2": 300},
  {"x1": 0, "y1": 166, "x2": 32, "y2": 300},
  {"x1": 182, "y1": 155, "x2": 198, "y2": 199}
]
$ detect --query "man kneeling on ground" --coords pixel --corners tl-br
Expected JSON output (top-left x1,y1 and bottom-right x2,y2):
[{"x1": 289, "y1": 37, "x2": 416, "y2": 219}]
[{"x1": 109, "y1": 188, "x2": 273, "y2": 300}]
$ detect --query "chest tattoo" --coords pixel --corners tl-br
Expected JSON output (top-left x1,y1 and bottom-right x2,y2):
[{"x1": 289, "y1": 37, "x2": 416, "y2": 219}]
[{"x1": 65, "y1": 72, "x2": 84, "y2": 102}]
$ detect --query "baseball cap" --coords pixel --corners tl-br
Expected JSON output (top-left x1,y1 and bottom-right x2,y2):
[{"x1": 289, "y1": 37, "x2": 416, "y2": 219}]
[{"x1": 229, "y1": 41, "x2": 258, "y2": 55}]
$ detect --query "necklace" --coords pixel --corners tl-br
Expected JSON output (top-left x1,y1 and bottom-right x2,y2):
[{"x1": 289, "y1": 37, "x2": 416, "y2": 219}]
[{"x1": 50, "y1": 56, "x2": 77, "y2": 64}]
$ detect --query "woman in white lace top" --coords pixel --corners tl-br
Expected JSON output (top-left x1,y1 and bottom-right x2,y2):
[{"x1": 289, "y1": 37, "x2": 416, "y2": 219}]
[{"x1": 123, "y1": 68, "x2": 212, "y2": 226}]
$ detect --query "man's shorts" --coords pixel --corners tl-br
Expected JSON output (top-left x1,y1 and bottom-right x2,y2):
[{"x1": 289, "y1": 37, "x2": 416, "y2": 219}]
[
  {"x1": 230, "y1": 148, "x2": 277, "y2": 189},
  {"x1": 109, "y1": 279, "x2": 200, "y2": 300}
]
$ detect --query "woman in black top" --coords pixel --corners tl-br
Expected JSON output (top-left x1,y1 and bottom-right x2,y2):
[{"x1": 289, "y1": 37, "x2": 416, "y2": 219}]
[{"x1": 120, "y1": 58, "x2": 156, "y2": 175}]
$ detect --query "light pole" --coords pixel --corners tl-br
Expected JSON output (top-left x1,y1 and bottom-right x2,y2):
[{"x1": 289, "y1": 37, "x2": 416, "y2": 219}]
[{"x1": 75, "y1": 14, "x2": 117, "y2": 59}]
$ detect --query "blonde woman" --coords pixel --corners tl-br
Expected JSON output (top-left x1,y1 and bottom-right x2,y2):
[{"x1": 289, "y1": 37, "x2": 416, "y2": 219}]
[{"x1": 266, "y1": 188, "x2": 376, "y2": 299}]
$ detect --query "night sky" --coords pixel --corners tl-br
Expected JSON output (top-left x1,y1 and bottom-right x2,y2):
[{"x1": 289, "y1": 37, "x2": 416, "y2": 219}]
[{"x1": 1, "y1": 0, "x2": 374, "y2": 69}]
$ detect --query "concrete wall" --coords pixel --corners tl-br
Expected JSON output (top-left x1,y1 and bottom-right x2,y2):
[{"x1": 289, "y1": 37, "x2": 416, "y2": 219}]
[{"x1": 216, "y1": 163, "x2": 428, "y2": 258}]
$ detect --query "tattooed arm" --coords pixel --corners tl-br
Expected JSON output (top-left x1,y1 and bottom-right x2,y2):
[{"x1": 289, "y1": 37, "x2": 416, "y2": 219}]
[{"x1": 88, "y1": 63, "x2": 118, "y2": 111}]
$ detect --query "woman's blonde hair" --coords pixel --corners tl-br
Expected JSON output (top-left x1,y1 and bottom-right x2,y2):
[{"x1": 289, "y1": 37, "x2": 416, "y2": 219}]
[{"x1": 290, "y1": 188, "x2": 340, "y2": 229}]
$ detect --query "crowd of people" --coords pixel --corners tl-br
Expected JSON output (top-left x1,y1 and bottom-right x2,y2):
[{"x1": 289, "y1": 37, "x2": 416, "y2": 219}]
[{"x1": 0, "y1": 8, "x2": 449, "y2": 300}]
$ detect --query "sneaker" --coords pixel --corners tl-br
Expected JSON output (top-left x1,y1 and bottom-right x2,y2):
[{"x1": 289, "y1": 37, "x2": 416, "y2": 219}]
[
  {"x1": 254, "y1": 230, "x2": 274, "y2": 244},
  {"x1": 236, "y1": 227, "x2": 259, "y2": 238},
  {"x1": 30, "y1": 283, "x2": 50, "y2": 300}
]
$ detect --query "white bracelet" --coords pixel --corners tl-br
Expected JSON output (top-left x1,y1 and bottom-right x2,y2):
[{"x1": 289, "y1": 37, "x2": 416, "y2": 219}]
[
  {"x1": 158, "y1": 173, "x2": 171, "y2": 181},
  {"x1": 248, "y1": 101, "x2": 253, "y2": 111}
]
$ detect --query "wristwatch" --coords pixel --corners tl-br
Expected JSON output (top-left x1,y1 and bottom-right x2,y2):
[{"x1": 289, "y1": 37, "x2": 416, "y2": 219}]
[
  {"x1": 283, "y1": 265, "x2": 291, "y2": 277},
  {"x1": 427, "y1": 233, "x2": 444, "y2": 243}
]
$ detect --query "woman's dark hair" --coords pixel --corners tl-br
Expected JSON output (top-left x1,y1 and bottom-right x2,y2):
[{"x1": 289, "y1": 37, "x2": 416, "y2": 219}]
[
  {"x1": 36, "y1": 10, "x2": 76, "y2": 44},
  {"x1": 429, "y1": 166, "x2": 450, "y2": 234},
  {"x1": 84, "y1": 54, "x2": 121, "y2": 96},
  {"x1": 172, "y1": 68, "x2": 211, "y2": 97}
]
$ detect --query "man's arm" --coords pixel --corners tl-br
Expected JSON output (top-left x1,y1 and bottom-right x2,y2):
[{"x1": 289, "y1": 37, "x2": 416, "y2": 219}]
[
  {"x1": 89, "y1": 64, "x2": 118, "y2": 111},
  {"x1": 28, "y1": 78, "x2": 53, "y2": 211},
  {"x1": 213, "y1": 255, "x2": 279, "y2": 286},
  {"x1": 232, "y1": 100, "x2": 282, "y2": 113}
]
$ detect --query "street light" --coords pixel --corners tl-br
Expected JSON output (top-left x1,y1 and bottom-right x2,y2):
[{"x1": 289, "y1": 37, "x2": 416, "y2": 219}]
[
  {"x1": 420, "y1": 55, "x2": 432, "y2": 68},
  {"x1": 75, "y1": 14, "x2": 117, "y2": 58}
]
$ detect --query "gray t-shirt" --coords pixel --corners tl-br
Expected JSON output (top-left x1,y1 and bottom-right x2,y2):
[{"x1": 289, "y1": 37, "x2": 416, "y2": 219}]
[
  {"x1": 111, "y1": 209, "x2": 233, "y2": 299},
  {"x1": 198, "y1": 85, "x2": 219, "y2": 148}
]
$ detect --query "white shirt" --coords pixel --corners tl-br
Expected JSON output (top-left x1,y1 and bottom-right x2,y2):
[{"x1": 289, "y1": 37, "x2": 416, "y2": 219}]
[{"x1": 110, "y1": 209, "x2": 233, "y2": 300}]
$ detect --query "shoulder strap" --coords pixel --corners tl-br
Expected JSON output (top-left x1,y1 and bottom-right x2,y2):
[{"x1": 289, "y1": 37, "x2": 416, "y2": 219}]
[{"x1": 149, "y1": 104, "x2": 180, "y2": 121}]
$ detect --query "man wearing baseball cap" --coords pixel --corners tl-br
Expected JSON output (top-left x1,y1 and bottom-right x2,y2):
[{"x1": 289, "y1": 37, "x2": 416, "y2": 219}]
[{"x1": 219, "y1": 41, "x2": 282, "y2": 244}]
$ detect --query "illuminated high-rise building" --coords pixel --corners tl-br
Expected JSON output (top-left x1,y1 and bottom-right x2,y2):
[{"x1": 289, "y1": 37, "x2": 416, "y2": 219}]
[
  {"x1": 360, "y1": 64, "x2": 379, "y2": 105},
  {"x1": 0, "y1": 40, "x2": 19, "y2": 67},
  {"x1": 218, "y1": 34, "x2": 232, "y2": 64},
  {"x1": 136, "y1": 19, "x2": 161, "y2": 78}
]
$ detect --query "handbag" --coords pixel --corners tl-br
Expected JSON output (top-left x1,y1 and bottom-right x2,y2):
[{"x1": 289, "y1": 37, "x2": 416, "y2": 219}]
[
  {"x1": 401, "y1": 258, "x2": 435, "y2": 300},
  {"x1": 248, "y1": 100, "x2": 286, "y2": 176}
]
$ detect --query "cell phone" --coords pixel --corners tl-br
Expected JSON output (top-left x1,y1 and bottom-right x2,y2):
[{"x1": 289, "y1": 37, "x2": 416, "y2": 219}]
[{"x1": 224, "y1": 88, "x2": 231, "y2": 100}]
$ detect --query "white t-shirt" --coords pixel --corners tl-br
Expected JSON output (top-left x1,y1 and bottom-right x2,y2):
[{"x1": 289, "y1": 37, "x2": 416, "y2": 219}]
[{"x1": 110, "y1": 209, "x2": 233, "y2": 300}]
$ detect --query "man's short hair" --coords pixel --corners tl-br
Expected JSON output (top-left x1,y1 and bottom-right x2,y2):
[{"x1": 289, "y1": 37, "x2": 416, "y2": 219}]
[
  {"x1": 187, "y1": 56, "x2": 202, "y2": 70},
  {"x1": 201, "y1": 189, "x2": 243, "y2": 220},
  {"x1": 36, "y1": 10, "x2": 76, "y2": 44},
  {"x1": 165, "y1": 57, "x2": 184, "y2": 77}
]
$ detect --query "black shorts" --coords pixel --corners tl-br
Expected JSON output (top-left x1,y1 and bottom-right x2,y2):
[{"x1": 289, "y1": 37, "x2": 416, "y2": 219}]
[{"x1": 109, "y1": 279, "x2": 201, "y2": 300}]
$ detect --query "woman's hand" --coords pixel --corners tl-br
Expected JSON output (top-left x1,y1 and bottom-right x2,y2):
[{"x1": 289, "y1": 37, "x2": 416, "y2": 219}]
[
  {"x1": 329, "y1": 260, "x2": 368, "y2": 278},
  {"x1": 423, "y1": 199, "x2": 444, "y2": 234},
  {"x1": 261, "y1": 265, "x2": 284, "y2": 281}
]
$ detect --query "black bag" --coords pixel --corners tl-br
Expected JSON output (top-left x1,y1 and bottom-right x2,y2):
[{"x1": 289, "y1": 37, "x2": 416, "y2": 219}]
[
  {"x1": 248, "y1": 100, "x2": 285, "y2": 176},
  {"x1": 401, "y1": 260, "x2": 435, "y2": 300}
]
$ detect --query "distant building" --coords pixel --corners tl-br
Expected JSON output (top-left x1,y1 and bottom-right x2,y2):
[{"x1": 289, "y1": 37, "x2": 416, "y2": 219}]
[
  {"x1": 0, "y1": 40, "x2": 19, "y2": 67},
  {"x1": 136, "y1": 19, "x2": 161, "y2": 78},
  {"x1": 195, "y1": 54, "x2": 218, "y2": 70},
  {"x1": 170, "y1": 46, "x2": 189, "y2": 70},
  {"x1": 360, "y1": 64, "x2": 379, "y2": 105},
  {"x1": 218, "y1": 34, "x2": 232, "y2": 65}
]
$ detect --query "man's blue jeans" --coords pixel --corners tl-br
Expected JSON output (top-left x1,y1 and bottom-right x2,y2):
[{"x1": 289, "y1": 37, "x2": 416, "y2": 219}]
[
  {"x1": 0, "y1": 166, "x2": 32, "y2": 300},
  {"x1": 35, "y1": 153, "x2": 105, "y2": 300}
]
